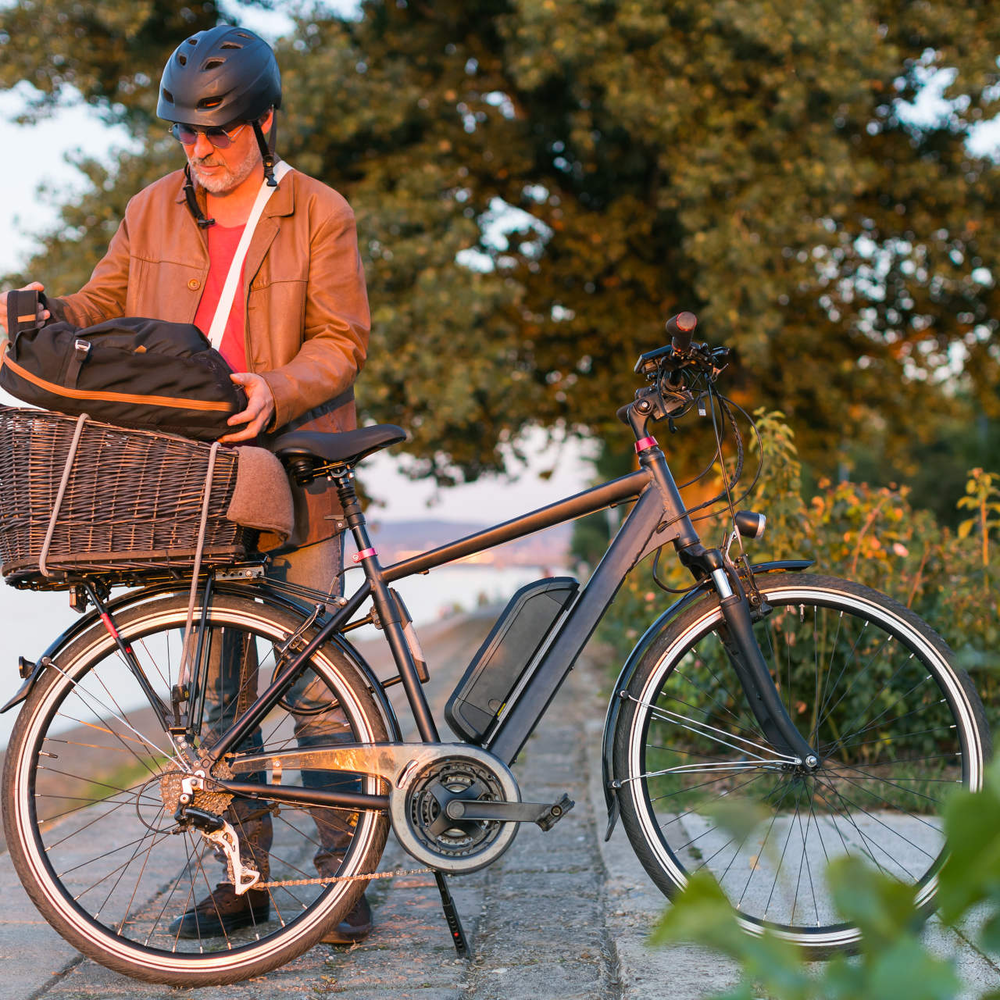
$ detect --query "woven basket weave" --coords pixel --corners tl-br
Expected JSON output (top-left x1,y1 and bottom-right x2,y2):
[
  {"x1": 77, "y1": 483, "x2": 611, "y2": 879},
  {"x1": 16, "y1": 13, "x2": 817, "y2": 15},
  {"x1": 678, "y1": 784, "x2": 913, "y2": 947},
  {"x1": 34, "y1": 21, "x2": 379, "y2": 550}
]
[{"x1": 0, "y1": 407, "x2": 248, "y2": 589}]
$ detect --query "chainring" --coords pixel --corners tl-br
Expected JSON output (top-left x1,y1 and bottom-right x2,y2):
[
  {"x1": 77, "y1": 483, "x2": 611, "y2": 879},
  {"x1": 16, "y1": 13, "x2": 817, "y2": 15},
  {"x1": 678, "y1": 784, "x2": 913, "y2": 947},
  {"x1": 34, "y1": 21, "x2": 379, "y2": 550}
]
[{"x1": 390, "y1": 754, "x2": 520, "y2": 874}]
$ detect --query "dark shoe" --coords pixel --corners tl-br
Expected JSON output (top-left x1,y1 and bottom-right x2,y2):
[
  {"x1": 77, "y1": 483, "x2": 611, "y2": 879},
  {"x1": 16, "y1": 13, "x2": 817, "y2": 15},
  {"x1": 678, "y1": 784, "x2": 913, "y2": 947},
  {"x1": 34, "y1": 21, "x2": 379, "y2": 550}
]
[
  {"x1": 320, "y1": 894, "x2": 372, "y2": 945},
  {"x1": 168, "y1": 883, "x2": 270, "y2": 939}
]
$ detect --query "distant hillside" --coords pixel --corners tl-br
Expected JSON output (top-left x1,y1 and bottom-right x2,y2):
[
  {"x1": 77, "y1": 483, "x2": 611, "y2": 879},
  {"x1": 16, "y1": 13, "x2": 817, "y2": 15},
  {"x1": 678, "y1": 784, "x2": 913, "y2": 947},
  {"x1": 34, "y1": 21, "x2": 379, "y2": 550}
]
[{"x1": 366, "y1": 519, "x2": 572, "y2": 569}]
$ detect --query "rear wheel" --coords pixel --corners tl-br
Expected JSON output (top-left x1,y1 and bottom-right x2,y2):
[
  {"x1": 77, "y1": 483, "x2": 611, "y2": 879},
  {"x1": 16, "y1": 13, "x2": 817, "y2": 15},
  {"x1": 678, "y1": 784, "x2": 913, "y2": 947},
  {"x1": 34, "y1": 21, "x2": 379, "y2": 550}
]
[
  {"x1": 3, "y1": 591, "x2": 390, "y2": 985},
  {"x1": 612, "y1": 573, "x2": 989, "y2": 955}
]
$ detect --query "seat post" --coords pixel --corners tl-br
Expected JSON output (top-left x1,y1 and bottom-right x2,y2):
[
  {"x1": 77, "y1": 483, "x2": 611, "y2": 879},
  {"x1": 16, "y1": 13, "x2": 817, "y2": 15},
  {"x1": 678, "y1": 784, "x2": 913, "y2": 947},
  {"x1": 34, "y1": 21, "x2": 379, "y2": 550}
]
[{"x1": 332, "y1": 468, "x2": 441, "y2": 743}]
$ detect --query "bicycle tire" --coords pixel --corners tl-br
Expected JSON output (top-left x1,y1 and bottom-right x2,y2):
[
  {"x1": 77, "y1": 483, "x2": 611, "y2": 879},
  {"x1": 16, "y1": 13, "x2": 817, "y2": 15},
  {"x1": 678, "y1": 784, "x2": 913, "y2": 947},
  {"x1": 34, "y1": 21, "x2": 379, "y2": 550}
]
[
  {"x1": 612, "y1": 573, "x2": 989, "y2": 956},
  {"x1": 3, "y1": 591, "x2": 390, "y2": 986}
]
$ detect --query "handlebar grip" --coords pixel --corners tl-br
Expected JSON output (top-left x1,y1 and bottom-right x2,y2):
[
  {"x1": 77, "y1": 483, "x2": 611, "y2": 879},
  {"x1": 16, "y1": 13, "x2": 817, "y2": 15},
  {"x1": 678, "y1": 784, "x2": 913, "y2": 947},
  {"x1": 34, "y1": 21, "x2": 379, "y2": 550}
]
[{"x1": 665, "y1": 311, "x2": 698, "y2": 352}]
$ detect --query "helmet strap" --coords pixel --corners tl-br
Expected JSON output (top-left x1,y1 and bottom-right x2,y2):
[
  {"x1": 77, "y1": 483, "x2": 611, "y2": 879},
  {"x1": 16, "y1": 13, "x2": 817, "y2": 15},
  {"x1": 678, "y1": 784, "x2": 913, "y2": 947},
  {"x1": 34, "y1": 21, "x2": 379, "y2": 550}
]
[
  {"x1": 182, "y1": 164, "x2": 216, "y2": 228},
  {"x1": 253, "y1": 113, "x2": 278, "y2": 187}
]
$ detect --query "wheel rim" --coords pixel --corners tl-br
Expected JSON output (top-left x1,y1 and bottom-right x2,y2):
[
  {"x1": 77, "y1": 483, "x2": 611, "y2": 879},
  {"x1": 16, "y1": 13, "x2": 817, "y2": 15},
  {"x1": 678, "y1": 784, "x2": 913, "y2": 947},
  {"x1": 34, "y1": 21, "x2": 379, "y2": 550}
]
[
  {"x1": 625, "y1": 581, "x2": 983, "y2": 945},
  {"x1": 8, "y1": 597, "x2": 386, "y2": 975}
]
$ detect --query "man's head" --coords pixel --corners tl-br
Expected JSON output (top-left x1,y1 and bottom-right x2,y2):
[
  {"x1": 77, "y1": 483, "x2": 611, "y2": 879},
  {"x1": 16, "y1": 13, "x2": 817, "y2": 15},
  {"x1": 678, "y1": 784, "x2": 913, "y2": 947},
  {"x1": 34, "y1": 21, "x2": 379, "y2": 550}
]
[
  {"x1": 174, "y1": 111, "x2": 273, "y2": 195},
  {"x1": 158, "y1": 26, "x2": 282, "y2": 192}
]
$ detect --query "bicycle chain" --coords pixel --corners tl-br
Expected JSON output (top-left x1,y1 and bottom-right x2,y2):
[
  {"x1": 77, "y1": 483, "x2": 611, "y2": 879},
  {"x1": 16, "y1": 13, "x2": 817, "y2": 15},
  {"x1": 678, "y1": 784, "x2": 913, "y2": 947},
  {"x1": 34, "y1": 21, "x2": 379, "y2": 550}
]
[{"x1": 255, "y1": 866, "x2": 434, "y2": 889}]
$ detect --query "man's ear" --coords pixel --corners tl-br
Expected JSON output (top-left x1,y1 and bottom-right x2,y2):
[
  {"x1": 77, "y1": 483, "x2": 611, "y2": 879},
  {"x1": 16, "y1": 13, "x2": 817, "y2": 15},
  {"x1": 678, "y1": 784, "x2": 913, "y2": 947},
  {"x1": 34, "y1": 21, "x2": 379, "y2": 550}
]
[{"x1": 259, "y1": 109, "x2": 274, "y2": 133}]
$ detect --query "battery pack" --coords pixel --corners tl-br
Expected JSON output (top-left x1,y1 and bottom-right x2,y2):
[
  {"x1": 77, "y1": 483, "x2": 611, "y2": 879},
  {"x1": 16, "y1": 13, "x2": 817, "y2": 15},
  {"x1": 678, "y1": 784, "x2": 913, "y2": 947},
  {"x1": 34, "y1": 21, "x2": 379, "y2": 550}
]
[{"x1": 444, "y1": 576, "x2": 579, "y2": 744}]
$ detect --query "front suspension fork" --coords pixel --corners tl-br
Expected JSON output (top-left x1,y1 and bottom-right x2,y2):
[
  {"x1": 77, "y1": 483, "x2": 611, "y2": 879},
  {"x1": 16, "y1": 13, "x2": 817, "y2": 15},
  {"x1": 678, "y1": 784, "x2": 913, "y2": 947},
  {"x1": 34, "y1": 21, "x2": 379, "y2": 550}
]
[{"x1": 683, "y1": 544, "x2": 817, "y2": 765}]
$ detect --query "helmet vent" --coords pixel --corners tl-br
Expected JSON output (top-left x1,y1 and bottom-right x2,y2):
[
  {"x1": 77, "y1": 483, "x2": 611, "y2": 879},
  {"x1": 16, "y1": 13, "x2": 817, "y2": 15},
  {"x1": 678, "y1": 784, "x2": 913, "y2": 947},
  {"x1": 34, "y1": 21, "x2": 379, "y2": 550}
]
[
  {"x1": 177, "y1": 54, "x2": 187, "y2": 66},
  {"x1": 198, "y1": 96, "x2": 224, "y2": 109},
  {"x1": 221, "y1": 41, "x2": 243, "y2": 49},
  {"x1": 162, "y1": 88, "x2": 173, "y2": 103},
  {"x1": 204, "y1": 58, "x2": 225, "y2": 69}
]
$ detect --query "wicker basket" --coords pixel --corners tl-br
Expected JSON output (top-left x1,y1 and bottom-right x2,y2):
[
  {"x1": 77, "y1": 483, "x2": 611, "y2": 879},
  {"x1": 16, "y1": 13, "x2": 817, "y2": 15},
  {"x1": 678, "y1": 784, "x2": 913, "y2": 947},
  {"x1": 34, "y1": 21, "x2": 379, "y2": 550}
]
[{"x1": 0, "y1": 407, "x2": 249, "y2": 589}]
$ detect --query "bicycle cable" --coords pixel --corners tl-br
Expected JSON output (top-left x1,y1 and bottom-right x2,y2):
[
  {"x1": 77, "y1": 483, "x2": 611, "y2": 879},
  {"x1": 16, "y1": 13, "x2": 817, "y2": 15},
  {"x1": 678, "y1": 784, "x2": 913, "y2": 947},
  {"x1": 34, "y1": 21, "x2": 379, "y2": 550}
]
[
  {"x1": 648, "y1": 384, "x2": 766, "y2": 595},
  {"x1": 652, "y1": 385, "x2": 744, "y2": 536}
]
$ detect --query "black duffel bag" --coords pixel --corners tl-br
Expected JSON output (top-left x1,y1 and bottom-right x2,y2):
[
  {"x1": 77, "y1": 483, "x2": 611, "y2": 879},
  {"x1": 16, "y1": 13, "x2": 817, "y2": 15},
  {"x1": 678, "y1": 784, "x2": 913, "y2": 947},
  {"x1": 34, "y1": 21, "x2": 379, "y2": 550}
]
[{"x1": 1, "y1": 289, "x2": 246, "y2": 441}]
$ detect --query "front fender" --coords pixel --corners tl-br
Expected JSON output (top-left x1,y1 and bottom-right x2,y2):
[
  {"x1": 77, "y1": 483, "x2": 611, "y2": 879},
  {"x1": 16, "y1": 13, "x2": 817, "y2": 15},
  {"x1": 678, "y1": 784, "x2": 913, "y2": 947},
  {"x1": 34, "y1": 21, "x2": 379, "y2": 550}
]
[{"x1": 598, "y1": 559, "x2": 812, "y2": 839}]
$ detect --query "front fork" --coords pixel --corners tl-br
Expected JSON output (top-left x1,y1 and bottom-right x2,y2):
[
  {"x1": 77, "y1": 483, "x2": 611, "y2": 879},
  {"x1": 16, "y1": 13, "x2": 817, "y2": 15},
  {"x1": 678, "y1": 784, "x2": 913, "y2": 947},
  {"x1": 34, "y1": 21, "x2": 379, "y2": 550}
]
[{"x1": 682, "y1": 542, "x2": 818, "y2": 766}]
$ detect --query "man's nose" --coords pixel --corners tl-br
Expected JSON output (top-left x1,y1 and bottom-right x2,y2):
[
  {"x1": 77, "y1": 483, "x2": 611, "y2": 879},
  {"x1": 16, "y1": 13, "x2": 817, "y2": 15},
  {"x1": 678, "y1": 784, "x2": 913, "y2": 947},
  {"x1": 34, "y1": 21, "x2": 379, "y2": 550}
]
[{"x1": 191, "y1": 132, "x2": 215, "y2": 158}]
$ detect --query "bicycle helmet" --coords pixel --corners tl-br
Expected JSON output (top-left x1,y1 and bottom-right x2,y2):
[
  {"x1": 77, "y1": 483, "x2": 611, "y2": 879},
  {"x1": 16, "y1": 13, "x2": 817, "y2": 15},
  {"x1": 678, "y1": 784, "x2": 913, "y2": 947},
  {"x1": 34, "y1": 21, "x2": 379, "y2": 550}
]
[
  {"x1": 158, "y1": 25, "x2": 281, "y2": 127},
  {"x1": 158, "y1": 25, "x2": 283, "y2": 199}
]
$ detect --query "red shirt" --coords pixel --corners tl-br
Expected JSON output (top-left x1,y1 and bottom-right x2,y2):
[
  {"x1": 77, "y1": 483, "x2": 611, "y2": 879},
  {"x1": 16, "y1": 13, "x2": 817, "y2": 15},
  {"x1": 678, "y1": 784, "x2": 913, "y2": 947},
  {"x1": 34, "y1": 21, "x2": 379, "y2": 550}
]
[{"x1": 193, "y1": 223, "x2": 248, "y2": 372}]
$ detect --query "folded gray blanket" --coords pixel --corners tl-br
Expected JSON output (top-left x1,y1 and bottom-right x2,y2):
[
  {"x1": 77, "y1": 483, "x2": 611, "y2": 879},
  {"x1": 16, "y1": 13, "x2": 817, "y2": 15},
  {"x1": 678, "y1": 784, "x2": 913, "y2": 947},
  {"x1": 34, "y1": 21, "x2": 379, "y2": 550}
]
[{"x1": 226, "y1": 446, "x2": 295, "y2": 545}]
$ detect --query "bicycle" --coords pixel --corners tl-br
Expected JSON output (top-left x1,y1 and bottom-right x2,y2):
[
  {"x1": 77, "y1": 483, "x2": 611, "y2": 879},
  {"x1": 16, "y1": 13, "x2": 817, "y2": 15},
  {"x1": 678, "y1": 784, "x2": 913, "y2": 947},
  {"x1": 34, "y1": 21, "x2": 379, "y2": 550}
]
[{"x1": 0, "y1": 313, "x2": 989, "y2": 986}]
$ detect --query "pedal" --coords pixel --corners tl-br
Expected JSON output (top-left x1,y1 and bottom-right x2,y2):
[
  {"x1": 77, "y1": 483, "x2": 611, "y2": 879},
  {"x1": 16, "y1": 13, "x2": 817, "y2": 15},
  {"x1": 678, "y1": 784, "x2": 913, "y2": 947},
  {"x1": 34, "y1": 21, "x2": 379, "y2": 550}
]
[{"x1": 536, "y1": 793, "x2": 574, "y2": 832}]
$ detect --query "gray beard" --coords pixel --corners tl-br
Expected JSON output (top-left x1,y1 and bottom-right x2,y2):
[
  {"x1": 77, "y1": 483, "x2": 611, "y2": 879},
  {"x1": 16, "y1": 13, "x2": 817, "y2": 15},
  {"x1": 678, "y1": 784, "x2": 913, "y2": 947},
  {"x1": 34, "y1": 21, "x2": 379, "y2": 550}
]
[{"x1": 189, "y1": 143, "x2": 260, "y2": 195}]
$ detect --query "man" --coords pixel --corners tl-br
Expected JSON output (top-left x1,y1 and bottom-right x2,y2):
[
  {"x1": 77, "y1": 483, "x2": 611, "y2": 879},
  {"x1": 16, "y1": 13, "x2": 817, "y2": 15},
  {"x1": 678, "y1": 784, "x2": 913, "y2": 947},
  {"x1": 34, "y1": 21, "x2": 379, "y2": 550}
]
[{"x1": 0, "y1": 24, "x2": 374, "y2": 945}]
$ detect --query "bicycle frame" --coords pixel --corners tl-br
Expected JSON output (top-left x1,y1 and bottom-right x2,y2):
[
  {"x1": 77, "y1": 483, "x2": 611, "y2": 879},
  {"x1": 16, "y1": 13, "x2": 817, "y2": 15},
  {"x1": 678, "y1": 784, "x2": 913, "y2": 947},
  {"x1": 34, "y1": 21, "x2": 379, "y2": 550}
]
[{"x1": 202, "y1": 426, "x2": 816, "y2": 813}]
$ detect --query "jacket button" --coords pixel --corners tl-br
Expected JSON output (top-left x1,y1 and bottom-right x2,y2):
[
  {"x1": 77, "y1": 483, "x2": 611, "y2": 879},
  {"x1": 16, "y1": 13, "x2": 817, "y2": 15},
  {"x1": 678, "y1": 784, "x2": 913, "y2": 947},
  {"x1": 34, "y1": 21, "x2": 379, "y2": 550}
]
[{"x1": 188, "y1": 278, "x2": 201, "y2": 290}]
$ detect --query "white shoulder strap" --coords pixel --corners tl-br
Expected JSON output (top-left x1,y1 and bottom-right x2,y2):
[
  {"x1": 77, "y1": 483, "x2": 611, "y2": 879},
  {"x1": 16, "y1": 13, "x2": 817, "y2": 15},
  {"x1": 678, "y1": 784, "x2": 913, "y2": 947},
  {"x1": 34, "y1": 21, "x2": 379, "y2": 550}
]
[{"x1": 207, "y1": 160, "x2": 293, "y2": 352}]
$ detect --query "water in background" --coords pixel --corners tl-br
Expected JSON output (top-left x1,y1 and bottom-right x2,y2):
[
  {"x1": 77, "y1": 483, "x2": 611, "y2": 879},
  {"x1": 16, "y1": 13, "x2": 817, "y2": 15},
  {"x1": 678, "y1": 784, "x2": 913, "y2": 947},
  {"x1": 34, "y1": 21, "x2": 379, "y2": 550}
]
[{"x1": 0, "y1": 564, "x2": 555, "y2": 748}]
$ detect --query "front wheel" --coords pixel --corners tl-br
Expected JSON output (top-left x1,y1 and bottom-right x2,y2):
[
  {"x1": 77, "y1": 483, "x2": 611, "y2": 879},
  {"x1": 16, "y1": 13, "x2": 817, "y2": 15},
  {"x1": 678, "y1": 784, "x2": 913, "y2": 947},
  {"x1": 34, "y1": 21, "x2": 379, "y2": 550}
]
[
  {"x1": 612, "y1": 573, "x2": 990, "y2": 956},
  {"x1": 2, "y1": 591, "x2": 391, "y2": 985}
]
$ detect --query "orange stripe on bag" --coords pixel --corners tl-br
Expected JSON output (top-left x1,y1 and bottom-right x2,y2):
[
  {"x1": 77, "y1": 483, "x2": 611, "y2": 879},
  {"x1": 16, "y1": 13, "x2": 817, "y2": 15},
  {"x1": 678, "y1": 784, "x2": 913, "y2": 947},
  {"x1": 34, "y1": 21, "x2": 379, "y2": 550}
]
[{"x1": 0, "y1": 352, "x2": 232, "y2": 412}]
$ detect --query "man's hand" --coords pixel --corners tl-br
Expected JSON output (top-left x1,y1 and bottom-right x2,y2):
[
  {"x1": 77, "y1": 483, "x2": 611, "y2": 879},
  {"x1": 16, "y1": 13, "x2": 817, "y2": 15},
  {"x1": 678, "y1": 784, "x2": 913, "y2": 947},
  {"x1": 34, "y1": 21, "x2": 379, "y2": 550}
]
[
  {"x1": 0, "y1": 282, "x2": 50, "y2": 335},
  {"x1": 218, "y1": 372, "x2": 276, "y2": 443}
]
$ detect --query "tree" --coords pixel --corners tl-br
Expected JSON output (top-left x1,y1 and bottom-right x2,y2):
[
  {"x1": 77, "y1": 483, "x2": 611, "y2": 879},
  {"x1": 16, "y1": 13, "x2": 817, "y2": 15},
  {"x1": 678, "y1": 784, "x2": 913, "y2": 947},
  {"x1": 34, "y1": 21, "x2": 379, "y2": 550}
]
[{"x1": 3, "y1": 0, "x2": 1000, "y2": 483}]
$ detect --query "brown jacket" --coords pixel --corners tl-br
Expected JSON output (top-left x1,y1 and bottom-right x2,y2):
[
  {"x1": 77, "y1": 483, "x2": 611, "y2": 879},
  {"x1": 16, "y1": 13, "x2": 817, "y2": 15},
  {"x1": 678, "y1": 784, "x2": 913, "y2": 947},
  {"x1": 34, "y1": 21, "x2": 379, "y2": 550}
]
[{"x1": 47, "y1": 164, "x2": 370, "y2": 547}]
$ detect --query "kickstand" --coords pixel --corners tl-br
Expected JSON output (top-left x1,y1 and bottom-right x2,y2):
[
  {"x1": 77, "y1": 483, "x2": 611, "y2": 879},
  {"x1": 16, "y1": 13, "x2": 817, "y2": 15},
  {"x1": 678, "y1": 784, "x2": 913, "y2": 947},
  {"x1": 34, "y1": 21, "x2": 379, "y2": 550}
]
[{"x1": 434, "y1": 871, "x2": 470, "y2": 957}]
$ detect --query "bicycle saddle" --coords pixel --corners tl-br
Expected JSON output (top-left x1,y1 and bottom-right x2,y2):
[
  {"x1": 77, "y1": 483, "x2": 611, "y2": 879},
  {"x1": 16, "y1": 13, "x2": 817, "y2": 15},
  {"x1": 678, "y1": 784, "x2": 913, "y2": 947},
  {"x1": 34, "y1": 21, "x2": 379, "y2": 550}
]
[{"x1": 273, "y1": 424, "x2": 407, "y2": 469}]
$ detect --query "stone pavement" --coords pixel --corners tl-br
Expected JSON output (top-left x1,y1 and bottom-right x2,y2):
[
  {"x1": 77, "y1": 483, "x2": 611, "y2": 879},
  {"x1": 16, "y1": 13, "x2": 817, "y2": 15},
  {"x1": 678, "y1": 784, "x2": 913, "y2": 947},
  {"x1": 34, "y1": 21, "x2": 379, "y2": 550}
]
[{"x1": 0, "y1": 610, "x2": 998, "y2": 999}]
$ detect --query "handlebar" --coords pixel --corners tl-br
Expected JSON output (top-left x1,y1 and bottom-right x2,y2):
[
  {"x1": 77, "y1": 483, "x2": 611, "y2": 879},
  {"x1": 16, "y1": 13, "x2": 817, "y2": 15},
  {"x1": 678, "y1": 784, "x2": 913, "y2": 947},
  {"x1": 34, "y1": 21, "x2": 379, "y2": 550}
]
[{"x1": 620, "y1": 311, "x2": 731, "y2": 427}]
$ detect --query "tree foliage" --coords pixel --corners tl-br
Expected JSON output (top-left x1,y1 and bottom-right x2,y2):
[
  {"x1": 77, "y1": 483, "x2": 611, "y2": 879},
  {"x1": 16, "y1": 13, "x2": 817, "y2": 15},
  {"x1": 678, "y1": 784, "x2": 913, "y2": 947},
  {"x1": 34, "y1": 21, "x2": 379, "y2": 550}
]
[{"x1": 2, "y1": 0, "x2": 1000, "y2": 482}]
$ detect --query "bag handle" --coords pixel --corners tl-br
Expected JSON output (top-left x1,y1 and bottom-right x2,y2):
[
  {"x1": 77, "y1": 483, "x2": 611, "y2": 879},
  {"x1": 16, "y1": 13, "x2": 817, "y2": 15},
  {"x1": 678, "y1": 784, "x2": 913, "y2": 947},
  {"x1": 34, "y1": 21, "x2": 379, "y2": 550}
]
[
  {"x1": 207, "y1": 160, "x2": 293, "y2": 352},
  {"x1": 5, "y1": 289, "x2": 43, "y2": 347}
]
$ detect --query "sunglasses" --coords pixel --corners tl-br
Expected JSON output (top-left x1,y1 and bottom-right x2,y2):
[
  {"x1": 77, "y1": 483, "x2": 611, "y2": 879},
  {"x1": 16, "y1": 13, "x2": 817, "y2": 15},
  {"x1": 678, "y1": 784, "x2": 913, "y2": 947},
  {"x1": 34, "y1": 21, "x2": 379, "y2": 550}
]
[{"x1": 169, "y1": 122, "x2": 249, "y2": 148}]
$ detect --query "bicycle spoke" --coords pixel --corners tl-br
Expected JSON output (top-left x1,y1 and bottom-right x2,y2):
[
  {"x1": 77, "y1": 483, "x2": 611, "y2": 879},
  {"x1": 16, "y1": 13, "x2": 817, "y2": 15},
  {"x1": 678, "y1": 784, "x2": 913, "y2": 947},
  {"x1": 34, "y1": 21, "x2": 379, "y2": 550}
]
[
  {"x1": 669, "y1": 666, "x2": 762, "y2": 742},
  {"x1": 763, "y1": 789, "x2": 803, "y2": 920},
  {"x1": 640, "y1": 698, "x2": 799, "y2": 765},
  {"x1": 824, "y1": 765, "x2": 949, "y2": 829}
]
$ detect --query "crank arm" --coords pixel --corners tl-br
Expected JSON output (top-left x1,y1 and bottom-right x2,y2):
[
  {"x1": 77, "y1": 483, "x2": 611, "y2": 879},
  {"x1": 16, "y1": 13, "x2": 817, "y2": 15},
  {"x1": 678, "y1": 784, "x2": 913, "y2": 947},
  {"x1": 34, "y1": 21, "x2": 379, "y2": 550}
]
[{"x1": 445, "y1": 793, "x2": 574, "y2": 831}]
